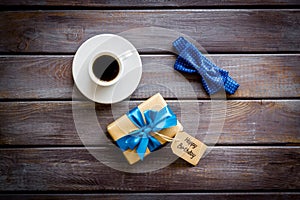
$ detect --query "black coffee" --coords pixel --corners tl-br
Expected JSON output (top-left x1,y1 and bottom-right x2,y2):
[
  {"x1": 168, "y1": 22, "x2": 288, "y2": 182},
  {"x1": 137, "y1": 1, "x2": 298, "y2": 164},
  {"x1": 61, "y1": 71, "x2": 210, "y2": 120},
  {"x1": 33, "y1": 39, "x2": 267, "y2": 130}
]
[{"x1": 92, "y1": 55, "x2": 120, "y2": 82}]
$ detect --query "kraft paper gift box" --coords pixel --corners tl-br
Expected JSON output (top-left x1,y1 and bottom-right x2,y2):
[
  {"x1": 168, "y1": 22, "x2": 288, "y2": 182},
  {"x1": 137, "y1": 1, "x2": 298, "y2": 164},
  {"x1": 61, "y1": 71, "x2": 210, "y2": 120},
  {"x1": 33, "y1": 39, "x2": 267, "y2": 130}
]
[{"x1": 107, "y1": 93, "x2": 183, "y2": 165}]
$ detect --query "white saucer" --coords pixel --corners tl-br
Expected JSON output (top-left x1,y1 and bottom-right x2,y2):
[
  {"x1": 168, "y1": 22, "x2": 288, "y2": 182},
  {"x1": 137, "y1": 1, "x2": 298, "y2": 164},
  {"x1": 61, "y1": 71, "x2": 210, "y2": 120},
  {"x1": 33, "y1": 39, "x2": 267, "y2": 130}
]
[{"x1": 72, "y1": 34, "x2": 142, "y2": 104}]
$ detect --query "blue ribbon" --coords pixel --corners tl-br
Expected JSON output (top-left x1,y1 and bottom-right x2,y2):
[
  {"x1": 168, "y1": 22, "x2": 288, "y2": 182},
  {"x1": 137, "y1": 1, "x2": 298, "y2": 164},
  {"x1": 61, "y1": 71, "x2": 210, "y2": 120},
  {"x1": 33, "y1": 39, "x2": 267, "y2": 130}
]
[
  {"x1": 116, "y1": 105, "x2": 177, "y2": 160},
  {"x1": 173, "y1": 37, "x2": 239, "y2": 95}
]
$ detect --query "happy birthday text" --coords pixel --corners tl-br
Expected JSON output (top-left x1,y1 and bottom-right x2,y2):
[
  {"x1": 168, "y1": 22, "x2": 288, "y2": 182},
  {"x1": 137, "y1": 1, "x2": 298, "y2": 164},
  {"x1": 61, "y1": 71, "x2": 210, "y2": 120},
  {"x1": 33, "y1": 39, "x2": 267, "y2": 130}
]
[{"x1": 176, "y1": 137, "x2": 197, "y2": 159}]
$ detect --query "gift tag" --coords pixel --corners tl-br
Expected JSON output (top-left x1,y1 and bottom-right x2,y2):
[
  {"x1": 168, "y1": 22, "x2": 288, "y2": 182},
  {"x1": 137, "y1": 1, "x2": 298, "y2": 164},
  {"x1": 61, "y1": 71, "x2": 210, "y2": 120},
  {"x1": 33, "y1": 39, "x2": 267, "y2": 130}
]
[{"x1": 171, "y1": 131, "x2": 207, "y2": 166}]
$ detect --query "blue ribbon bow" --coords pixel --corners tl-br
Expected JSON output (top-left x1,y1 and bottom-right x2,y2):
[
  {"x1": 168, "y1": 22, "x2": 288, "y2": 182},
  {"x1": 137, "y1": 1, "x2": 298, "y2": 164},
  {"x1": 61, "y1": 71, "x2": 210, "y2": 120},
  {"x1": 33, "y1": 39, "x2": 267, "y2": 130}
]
[
  {"x1": 173, "y1": 37, "x2": 239, "y2": 95},
  {"x1": 116, "y1": 105, "x2": 177, "y2": 160}
]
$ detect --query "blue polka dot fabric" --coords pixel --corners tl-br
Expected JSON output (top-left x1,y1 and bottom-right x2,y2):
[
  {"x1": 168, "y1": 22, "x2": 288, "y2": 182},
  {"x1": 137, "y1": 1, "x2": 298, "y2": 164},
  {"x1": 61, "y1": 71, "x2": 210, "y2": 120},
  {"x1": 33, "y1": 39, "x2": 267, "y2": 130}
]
[{"x1": 173, "y1": 37, "x2": 239, "y2": 95}]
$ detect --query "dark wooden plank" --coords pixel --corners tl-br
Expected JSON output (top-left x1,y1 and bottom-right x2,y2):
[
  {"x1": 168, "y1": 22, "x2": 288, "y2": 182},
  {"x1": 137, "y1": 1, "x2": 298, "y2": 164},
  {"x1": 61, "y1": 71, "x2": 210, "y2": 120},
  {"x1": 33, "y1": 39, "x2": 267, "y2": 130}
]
[
  {"x1": 0, "y1": 55, "x2": 72, "y2": 99},
  {"x1": 0, "y1": 10, "x2": 299, "y2": 53},
  {"x1": 0, "y1": 55, "x2": 299, "y2": 99},
  {"x1": 0, "y1": 147, "x2": 299, "y2": 191},
  {"x1": 0, "y1": 193, "x2": 299, "y2": 200},
  {"x1": 0, "y1": 100, "x2": 299, "y2": 146},
  {"x1": 1, "y1": 0, "x2": 300, "y2": 7}
]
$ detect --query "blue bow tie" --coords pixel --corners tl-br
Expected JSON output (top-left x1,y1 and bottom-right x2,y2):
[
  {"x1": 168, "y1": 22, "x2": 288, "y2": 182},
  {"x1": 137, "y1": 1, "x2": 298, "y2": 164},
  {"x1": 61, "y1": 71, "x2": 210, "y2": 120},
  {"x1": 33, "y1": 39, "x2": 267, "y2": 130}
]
[{"x1": 173, "y1": 37, "x2": 239, "y2": 95}]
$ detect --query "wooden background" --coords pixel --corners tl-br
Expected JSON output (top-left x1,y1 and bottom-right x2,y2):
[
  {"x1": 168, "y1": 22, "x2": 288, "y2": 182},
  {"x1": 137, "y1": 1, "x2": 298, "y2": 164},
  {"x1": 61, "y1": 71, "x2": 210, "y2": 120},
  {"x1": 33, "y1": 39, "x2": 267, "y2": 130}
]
[{"x1": 0, "y1": 0, "x2": 299, "y2": 199}]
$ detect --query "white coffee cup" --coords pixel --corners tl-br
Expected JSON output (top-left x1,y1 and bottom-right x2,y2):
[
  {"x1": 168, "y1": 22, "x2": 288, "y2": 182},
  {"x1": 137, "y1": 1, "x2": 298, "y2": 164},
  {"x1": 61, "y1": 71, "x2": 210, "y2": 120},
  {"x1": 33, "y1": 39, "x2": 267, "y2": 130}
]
[{"x1": 88, "y1": 50, "x2": 133, "y2": 87}]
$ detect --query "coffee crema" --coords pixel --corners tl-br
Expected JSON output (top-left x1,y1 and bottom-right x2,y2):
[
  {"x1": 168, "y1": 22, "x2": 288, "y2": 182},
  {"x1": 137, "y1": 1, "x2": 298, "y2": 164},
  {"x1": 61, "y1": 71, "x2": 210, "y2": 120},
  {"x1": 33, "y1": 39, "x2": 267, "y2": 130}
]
[{"x1": 92, "y1": 55, "x2": 120, "y2": 82}]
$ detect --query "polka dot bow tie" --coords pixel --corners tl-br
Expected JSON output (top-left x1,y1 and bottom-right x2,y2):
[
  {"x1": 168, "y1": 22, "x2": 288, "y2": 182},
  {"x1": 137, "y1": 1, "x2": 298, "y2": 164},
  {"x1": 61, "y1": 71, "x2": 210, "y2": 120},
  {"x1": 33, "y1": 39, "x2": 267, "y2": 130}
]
[{"x1": 173, "y1": 37, "x2": 239, "y2": 95}]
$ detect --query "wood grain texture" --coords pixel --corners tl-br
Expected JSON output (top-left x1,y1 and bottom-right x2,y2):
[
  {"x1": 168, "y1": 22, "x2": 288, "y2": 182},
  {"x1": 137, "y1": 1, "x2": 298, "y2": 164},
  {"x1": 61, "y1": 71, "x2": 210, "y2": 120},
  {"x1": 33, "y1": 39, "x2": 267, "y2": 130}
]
[
  {"x1": 0, "y1": 100, "x2": 299, "y2": 146},
  {"x1": 0, "y1": 147, "x2": 299, "y2": 191},
  {"x1": 0, "y1": 55, "x2": 299, "y2": 99},
  {"x1": 0, "y1": 0, "x2": 298, "y2": 197},
  {"x1": 0, "y1": 193, "x2": 299, "y2": 200},
  {"x1": 1, "y1": 0, "x2": 300, "y2": 7},
  {"x1": 0, "y1": 10, "x2": 299, "y2": 53}
]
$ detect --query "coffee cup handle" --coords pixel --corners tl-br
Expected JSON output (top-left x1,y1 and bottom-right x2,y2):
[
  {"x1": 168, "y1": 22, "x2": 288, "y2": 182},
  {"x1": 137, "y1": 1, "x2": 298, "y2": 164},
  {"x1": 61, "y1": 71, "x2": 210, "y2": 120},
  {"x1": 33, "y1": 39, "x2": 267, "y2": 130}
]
[{"x1": 118, "y1": 50, "x2": 136, "y2": 62}]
